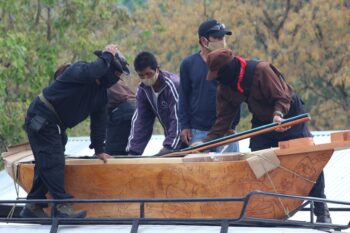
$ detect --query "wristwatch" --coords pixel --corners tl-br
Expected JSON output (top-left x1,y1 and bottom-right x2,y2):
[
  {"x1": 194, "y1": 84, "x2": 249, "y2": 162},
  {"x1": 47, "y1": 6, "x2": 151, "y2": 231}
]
[{"x1": 273, "y1": 111, "x2": 284, "y2": 118}]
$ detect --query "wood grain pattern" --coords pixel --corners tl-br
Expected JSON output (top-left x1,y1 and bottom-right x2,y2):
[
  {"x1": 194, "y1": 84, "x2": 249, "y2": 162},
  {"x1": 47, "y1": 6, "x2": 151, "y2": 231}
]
[
  {"x1": 7, "y1": 132, "x2": 350, "y2": 219},
  {"x1": 17, "y1": 149, "x2": 332, "y2": 219}
]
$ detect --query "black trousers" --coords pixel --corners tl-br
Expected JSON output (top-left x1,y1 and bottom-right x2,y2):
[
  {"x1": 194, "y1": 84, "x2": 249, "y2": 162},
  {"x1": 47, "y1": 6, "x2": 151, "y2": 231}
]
[
  {"x1": 105, "y1": 101, "x2": 136, "y2": 155},
  {"x1": 250, "y1": 95, "x2": 328, "y2": 216},
  {"x1": 25, "y1": 113, "x2": 72, "y2": 207}
]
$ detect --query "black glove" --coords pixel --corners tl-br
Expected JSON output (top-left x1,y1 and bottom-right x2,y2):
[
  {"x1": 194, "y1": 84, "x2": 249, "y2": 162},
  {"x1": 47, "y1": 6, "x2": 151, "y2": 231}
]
[
  {"x1": 94, "y1": 50, "x2": 130, "y2": 75},
  {"x1": 114, "y1": 52, "x2": 130, "y2": 75}
]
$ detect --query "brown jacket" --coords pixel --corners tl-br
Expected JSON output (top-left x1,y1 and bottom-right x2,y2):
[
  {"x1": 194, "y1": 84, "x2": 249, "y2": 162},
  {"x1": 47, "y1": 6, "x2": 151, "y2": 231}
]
[
  {"x1": 107, "y1": 79, "x2": 136, "y2": 112},
  {"x1": 204, "y1": 61, "x2": 294, "y2": 141}
]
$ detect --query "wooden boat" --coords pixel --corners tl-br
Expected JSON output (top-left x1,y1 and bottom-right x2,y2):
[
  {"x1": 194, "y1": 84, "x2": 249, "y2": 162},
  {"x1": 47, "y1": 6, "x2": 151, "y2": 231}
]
[{"x1": 2, "y1": 131, "x2": 350, "y2": 219}]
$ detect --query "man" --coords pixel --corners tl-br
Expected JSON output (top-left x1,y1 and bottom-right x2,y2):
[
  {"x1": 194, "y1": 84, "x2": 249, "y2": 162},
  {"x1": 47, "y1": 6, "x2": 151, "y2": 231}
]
[
  {"x1": 200, "y1": 48, "x2": 331, "y2": 223},
  {"x1": 105, "y1": 80, "x2": 136, "y2": 155},
  {"x1": 179, "y1": 19, "x2": 240, "y2": 152},
  {"x1": 21, "y1": 44, "x2": 129, "y2": 218},
  {"x1": 126, "y1": 51, "x2": 181, "y2": 156}
]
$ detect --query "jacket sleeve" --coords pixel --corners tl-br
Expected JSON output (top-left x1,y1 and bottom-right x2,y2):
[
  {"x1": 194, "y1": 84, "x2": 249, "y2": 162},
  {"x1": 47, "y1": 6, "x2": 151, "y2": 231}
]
[
  {"x1": 259, "y1": 64, "x2": 292, "y2": 116},
  {"x1": 178, "y1": 59, "x2": 191, "y2": 130},
  {"x1": 203, "y1": 85, "x2": 243, "y2": 142},
  {"x1": 163, "y1": 84, "x2": 181, "y2": 150},
  {"x1": 230, "y1": 104, "x2": 241, "y2": 130},
  {"x1": 126, "y1": 88, "x2": 155, "y2": 155},
  {"x1": 89, "y1": 103, "x2": 107, "y2": 154},
  {"x1": 60, "y1": 52, "x2": 116, "y2": 84}
]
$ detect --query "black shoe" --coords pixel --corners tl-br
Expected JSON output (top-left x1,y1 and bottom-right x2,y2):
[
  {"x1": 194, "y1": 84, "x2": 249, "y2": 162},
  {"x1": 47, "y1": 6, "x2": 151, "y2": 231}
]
[
  {"x1": 19, "y1": 204, "x2": 48, "y2": 218},
  {"x1": 316, "y1": 214, "x2": 332, "y2": 223},
  {"x1": 55, "y1": 203, "x2": 87, "y2": 218}
]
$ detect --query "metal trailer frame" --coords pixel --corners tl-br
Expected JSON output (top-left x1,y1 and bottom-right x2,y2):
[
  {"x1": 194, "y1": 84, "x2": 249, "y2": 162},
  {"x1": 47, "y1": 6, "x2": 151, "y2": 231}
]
[{"x1": 0, "y1": 191, "x2": 349, "y2": 233}]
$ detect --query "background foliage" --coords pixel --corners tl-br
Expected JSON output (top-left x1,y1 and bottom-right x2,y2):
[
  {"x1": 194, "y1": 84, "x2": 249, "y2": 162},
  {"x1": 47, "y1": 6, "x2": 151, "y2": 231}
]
[{"x1": 1, "y1": 0, "x2": 349, "y2": 167}]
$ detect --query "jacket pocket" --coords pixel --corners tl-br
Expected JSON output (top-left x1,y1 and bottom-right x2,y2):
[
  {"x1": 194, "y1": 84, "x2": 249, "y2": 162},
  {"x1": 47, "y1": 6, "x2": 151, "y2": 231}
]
[{"x1": 29, "y1": 115, "x2": 48, "y2": 132}]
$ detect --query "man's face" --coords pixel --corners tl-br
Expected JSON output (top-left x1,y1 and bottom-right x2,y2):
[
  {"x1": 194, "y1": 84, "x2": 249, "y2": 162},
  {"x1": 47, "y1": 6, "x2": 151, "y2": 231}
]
[
  {"x1": 137, "y1": 67, "x2": 159, "y2": 87},
  {"x1": 208, "y1": 35, "x2": 225, "y2": 43},
  {"x1": 136, "y1": 67, "x2": 157, "y2": 80},
  {"x1": 201, "y1": 35, "x2": 226, "y2": 51}
]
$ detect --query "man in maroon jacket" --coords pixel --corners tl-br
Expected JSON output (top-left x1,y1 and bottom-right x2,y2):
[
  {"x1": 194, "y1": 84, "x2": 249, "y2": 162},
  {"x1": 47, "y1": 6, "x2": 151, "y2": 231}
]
[
  {"x1": 105, "y1": 80, "x2": 136, "y2": 155},
  {"x1": 198, "y1": 48, "x2": 331, "y2": 223}
]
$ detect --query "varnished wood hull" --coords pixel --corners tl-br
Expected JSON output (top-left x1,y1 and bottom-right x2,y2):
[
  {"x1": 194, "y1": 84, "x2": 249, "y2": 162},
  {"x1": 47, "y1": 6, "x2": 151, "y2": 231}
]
[{"x1": 3, "y1": 132, "x2": 350, "y2": 219}]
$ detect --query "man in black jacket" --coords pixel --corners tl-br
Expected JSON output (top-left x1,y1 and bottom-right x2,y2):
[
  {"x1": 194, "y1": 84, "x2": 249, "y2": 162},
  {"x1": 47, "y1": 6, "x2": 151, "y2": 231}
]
[{"x1": 20, "y1": 44, "x2": 129, "y2": 218}]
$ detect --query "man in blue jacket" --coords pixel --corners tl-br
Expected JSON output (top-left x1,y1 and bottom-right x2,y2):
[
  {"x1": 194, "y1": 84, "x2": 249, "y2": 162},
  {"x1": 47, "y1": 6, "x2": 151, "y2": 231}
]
[
  {"x1": 21, "y1": 44, "x2": 129, "y2": 218},
  {"x1": 179, "y1": 19, "x2": 241, "y2": 152},
  {"x1": 126, "y1": 51, "x2": 181, "y2": 156}
]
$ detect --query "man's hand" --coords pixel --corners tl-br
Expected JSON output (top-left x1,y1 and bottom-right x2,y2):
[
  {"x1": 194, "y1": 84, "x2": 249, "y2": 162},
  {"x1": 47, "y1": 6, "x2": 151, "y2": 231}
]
[
  {"x1": 103, "y1": 44, "x2": 119, "y2": 56},
  {"x1": 273, "y1": 115, "x2": 291, "y2": 132},
  {"x1": 154, "y1": 147, "x2": 172, "y2": 156},
  {"x1": 180, "y1": 128, "x2": 192, "y2": 145},
  {"x1": 96, "y1": 153, "x2": 111, "y2": 163},
  {"x1": 190, "y1": 140, "x2": 203, "y2": 147}
]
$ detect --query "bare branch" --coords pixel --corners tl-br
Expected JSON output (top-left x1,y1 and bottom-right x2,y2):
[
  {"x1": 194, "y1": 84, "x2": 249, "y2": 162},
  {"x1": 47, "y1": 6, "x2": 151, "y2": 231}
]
[
  {"x1": 203, "y1": 0, "x2": 207, "y2": 18},
  {"x1": 314, "y1": 24, "x2": 323, "y2": 43},
  {"x1": 262, "y1": 9, "x2": 274, "y2": 32},
  {"x1": 275, "y1": 0, "x2": 291, "y2": 39},
  {"x1": 35, "y1": 0, "x2": 41, "y2": 26},
  {"x1": 46, "y1": 6, "x2": 52, "y2": 42}
]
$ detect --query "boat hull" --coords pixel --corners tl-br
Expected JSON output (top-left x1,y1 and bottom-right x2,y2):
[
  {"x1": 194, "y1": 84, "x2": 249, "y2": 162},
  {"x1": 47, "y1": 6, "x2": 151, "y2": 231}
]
[
  {"x1": 4, "y1": 132, "x2": 350, "y2": 219},
  {"x1": 16, "y1": 149, "x2": 332, "y2": 219}
]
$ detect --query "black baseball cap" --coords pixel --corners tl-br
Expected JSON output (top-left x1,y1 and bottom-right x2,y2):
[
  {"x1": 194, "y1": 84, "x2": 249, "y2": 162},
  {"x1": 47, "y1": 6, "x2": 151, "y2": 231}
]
[{"x1": 198, "y1": 19, "x2": 232, "y2": 38}]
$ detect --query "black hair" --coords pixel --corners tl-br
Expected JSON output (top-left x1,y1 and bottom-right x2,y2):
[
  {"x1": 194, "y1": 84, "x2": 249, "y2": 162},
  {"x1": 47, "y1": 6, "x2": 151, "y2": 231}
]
[{"x1": 134, "y1": 51, "x2": 158, "y2": 72}]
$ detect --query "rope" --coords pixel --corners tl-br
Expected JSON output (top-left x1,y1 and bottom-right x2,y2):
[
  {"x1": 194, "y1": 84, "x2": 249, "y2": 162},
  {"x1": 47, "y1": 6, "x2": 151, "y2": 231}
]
[
  {"x1": 7, "y1": 162, "x2": 21, "y2": 218},
  {"x1": 6, "y1": 151, "x2": 31, "y2": 218},
  {"x1": 256, "y1": 153, "x2": 316, "y2": 184},
  {"x1": 255, "y1": 151, "x2": 319, "y2": 218},
  {"x1": 219, "y1": 144, "x2": 230, "y2": 153},
  {"x1": 264, "y1": 166, "x2": 290, "y2": 217}
]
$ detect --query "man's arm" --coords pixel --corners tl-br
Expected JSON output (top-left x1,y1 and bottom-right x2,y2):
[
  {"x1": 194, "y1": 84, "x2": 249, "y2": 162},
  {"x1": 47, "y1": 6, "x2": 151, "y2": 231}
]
[
  {"x1": 178, "y1": 59, "x2": 193, "y2": 144},
  {"x1": 89, "y1": 104, "x2": 108, "y2": 155},
  {"x1": 203, "y1": 85, "x2": 242, "y2": 142},
  {"x1": 60, "y1": 46, "x2": 119, "y2": 85},
  {"x1": 126, "y1": 89, "x2": 155, "y2": 155},
  {"x1": 178, "y1": 59, "x2": 192, "y2": 130},
  {"x1": 162, "y1": 85, "x2": 181, "y2": 150},
  {"x1": 260, "y1": 64, "x2": 293, "y2": 117}
]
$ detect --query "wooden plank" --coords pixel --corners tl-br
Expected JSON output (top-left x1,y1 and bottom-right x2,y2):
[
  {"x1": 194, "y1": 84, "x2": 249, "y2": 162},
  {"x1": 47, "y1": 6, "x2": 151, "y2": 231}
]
[
  {"x1": 162, "y1": 114, "x2": 311, "y2": 157},
  {"x1": 278, "y1": 137, "x2": 314, "y2": 149},
  {"x1": 331, "y1": 131, "x2": 350, "y2": 142},
  {"x1": 1, "y1": 143, "x2": 31, "y2": 158}
]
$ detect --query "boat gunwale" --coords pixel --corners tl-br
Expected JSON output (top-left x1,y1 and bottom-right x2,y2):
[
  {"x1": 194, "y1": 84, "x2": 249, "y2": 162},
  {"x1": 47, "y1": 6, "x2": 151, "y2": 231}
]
[{"x1": 2, "y1": 137, "x2": 350, "y2": 166}]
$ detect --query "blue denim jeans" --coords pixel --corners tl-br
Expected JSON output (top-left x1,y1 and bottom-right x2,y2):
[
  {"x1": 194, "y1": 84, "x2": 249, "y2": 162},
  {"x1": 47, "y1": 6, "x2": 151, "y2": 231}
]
[{"x1": 189, "y1": 129, "x2": 239, "y2": 152}]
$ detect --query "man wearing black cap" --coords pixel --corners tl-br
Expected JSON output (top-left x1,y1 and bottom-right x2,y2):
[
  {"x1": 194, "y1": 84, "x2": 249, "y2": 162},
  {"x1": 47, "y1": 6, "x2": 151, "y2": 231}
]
[
  {"x1": 199, "y1": 48, "x2": 331, "y2": 223},
  {"x1": 178, "y1": 19, "x2": 240, "y2": 152}
]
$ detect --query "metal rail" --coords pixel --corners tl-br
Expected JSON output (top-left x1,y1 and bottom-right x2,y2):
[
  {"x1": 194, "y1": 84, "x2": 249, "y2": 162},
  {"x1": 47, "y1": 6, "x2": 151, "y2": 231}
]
[{"x1": 0, "y1": 191, "x2": 349, "y2": 233}]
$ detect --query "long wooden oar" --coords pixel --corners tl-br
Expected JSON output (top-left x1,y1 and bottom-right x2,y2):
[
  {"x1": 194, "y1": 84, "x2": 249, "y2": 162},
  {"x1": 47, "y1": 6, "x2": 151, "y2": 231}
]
[{"x1": 161, "y1": 113, "x2": 311, "y2": 157}]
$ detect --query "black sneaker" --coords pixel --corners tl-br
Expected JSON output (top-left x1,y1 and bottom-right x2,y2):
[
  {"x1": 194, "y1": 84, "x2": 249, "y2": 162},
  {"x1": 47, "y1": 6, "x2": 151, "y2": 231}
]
[
  {"x1": 19, "y1": 204, "x2": 48, "y2": 218},
  {"x1": 55, "y1": 203, "x2": 87, "y2": 218},
  {"x1": 316, "y1": 214, "x2": 332, "y2": 223}
]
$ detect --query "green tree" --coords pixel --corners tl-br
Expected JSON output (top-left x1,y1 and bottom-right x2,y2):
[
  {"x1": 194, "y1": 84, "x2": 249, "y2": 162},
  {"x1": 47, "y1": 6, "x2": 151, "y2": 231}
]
[
  {"x1": 1, "y1": 0, "x2": 349, "y2": 169},
  {"x1": 123, "y1": 0, "x2": 349, "y2": 130},
  {"x1": 0, "y1": 0, "x2": 132, "y2": 161}
]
